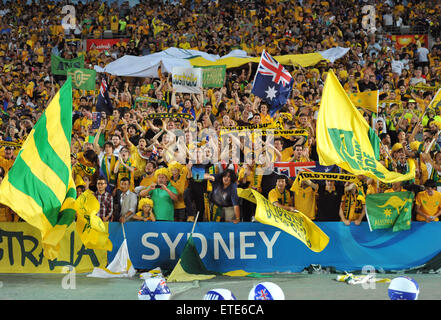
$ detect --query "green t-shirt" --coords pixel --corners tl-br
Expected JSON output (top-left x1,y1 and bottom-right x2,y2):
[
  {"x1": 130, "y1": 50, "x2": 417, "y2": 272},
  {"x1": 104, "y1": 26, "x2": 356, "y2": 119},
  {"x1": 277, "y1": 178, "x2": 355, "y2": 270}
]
[
  {"x1": 119, "y1": 20, "x2": 127, "y2": 32},
  {"x1": 149, "y1": 183, "x2": 178, "y2": 221},
  {"x1": 88, "y1": 133, "x2": 105, "y2": 147}
]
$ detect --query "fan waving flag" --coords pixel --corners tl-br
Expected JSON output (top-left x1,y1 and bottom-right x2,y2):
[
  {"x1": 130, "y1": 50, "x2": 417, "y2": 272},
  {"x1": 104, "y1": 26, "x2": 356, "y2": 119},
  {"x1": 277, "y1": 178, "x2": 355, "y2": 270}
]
[
  {"x1": 0, "y1": 78, "x2": 77, "y2": 260},
  {"x1": 96, "y1": 75, "x2": 113, "y2": 115},
  {"x1": 316, "y1": 70, "x2": 415, "y2": 183},
  {"x1": 251, "y1": 50, "x2": 293, "y2": 117},
  {"x1": 75, "y1": 190, "x2": 112, "y2": 252}
]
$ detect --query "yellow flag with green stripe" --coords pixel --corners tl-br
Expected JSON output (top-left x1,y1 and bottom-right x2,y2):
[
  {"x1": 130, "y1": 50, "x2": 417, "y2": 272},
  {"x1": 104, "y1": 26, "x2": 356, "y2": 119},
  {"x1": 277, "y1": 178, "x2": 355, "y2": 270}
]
[
  {"x1": 0, "y1": 77, "x2": 77, "y2": 260},
  {"x1": 316, "y1": 70, "x2": 415, "y2": 183}
]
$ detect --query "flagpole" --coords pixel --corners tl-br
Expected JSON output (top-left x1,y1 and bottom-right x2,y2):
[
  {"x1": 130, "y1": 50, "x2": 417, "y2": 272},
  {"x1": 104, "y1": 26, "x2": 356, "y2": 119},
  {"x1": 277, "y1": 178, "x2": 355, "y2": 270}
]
[
  {"x1": 381, "y1": 141, "x2": 396, "y2": 166},
  {"x1": 121, "y1": 222, "x2": 127, "y2": 240},
  {"x1": 414, "y1": 87, "x2": 441, "y2": 127},
  {"x1": 423, "y1": 87, "x2": 441, "y2": 117},
  {"x1": 424, "y1": 129, "x2": 441, "y2": 153},
  {"x1": 190, "y1": 211, "x2": 199, "y2": 235}
]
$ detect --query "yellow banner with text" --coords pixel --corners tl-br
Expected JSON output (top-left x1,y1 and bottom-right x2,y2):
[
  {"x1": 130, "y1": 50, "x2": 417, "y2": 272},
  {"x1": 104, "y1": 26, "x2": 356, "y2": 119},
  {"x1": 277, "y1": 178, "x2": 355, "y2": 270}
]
[{"x1": 0, "y1": 222, "x2": 108, "y2": 273}]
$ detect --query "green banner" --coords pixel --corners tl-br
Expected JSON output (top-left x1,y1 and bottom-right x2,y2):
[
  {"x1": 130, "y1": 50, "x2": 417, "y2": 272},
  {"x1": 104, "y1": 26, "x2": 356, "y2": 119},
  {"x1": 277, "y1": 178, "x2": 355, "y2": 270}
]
[
  {"x1": 67, "y1": 68, "x2": 96, "y2": 90},
  {"x1": 51, "y1": 54, "x2": 85, "y2": 76},
  {"x1": 197, "y1": 65, "x2": 226, "y2": 88},
  {"x1": 365, "y1": 191, "x2": 414, "y2": 232},
  {"x1": 135, "y1": 96, "x2": 167, "y2": 106}
]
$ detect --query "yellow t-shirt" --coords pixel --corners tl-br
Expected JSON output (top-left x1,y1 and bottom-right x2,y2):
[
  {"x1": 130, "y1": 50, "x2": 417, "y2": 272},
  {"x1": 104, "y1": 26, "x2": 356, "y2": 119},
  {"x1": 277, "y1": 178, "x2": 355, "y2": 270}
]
[
  {"x1": 415, "y1": 190, "x2": 441, "y2": 221},
  {"x1": 280, "y1": 147, "x2": 294, "y2": 162},
  {"x1": 35, "y1": 46, "x2": 44, "y2": 63},
  {"x1": 129, "y1": 145, "x2": 148, "y2": 180},
  {"x1": 73, "y1": 117, "x2": 92, "y2": 136},
  {"x1": 140, "y1": 174, "x2": 156, "y2": 188},
  {"x1": 169, "y1": 167, "x2": 189, "y2": 210},
  {"x1": 260, "y1": 113, "x2": 272, "y2": 124},
  {"x1": 294, "y1": 185, "x2": 317, "y2": 220},
  {"x1": 340, "y1": 192, "x2": 365, "y2": 222},
  {"x1": 268, "y1": 188, "x2": 291, "y2": 206},
  {"x1": 135, "y1": 210, "x2": 154, "y2": 221},
  {"x1": 110, "y1": 15, "x2": 119, "y2": 32},
  {"x1": 238, "y1": 166, "x2": 262, "y2": 192},
  {"x1": 140, "y1": 84, "x2": 153, "y2": 95},
  {"x1": 0, "y1": 156, "x2": 15, "y2": 173},
  {"x1": 291, "y1": 156, "x2": 309, "y2": 163}
]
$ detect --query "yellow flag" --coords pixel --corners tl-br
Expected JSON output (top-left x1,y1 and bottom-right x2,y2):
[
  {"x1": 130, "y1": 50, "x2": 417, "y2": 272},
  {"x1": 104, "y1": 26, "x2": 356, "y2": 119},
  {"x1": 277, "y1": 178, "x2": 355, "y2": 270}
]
[
  {"x1": 348, "y1": 90, "x2": 379, "y2": 113},
  {"x1": 317, "y1": 70, "x2": 415, "y2": 183},
  {"x1": 75, "y1": 190, "x2": 112, "y2": 252},
  {"x1": 189, "y1": 52, "x2": 326, "y2": 69},
  {"x1": 428, "y1": 88, "x2": 441, "y2": 110},
  {"x1": 237, "y1": 188, "x2": 329, "y2": 252}
]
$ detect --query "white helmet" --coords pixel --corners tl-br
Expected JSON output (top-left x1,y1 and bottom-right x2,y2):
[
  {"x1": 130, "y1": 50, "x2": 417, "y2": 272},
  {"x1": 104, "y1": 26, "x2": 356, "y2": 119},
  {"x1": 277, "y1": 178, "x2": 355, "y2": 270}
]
[
  {"x1": 248, "y1": 282, "x2": 285, "y2": 300},
  {"x1": 388, "y1": 276, "x2": 419, "y2": 300},
  {"x1": 138, "y1": 277, "x2": 171, "y2": 300},
  {"x1": 203, "y1": 288, "x2": 237, "y2": 300}
]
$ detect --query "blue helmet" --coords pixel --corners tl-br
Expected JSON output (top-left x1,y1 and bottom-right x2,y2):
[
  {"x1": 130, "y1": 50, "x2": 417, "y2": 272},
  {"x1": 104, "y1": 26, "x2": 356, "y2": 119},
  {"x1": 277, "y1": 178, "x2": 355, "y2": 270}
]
[
  {"x1": 248, "y1": 282, "x2": 285, "y2": 300},
  {"x1": 388, "y1": 276, "x2": 419, "y2": 300},
  {"x1": 203, "y1": 288, "x2": 237, "y2": 300},
  {"x1": 138, "y1": 277, "x2": 171, "y2": 300}
]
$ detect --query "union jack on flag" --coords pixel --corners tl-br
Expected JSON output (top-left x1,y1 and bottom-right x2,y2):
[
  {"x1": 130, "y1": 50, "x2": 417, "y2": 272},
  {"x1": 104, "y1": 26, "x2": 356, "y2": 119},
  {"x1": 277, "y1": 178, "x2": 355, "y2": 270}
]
[
  {"x1": 251, "y1": 50, "x2": 294, "y2": 117},
  {"x1": 257, "y1": 51, "x2": 293, "y2": 87},
  {"x1": 257, "y1": 288, "x2": 270, "y2": 300},
  {"x1": 274, "y1": 161, "x2": 340, "y2": 178},
  {"x1": 253, "y1": 284, "x2": 274, "y2": 300}
]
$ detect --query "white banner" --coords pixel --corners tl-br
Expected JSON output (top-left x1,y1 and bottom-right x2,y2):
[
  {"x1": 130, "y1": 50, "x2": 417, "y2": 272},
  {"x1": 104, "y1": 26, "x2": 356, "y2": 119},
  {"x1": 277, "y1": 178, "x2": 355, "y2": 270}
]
[
  {"x1": 172, "y1": 67, "x2": 203, "y2": 94},
  {"x1": 87, "y1": 239, "x2": 136, "y2": 278},
  {"x1": 319, "y1": 47, "x2": 350, "y2": 63},
  {"x1": 96, "y1": 47, "x2": 350, "y2": 78}
]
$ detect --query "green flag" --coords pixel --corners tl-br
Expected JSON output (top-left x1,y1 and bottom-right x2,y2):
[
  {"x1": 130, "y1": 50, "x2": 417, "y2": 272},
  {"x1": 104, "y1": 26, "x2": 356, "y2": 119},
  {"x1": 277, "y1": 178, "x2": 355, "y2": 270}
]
[
  {"x1": 67, "y1": 68, "x2": 96, "y2": 90},
  {"x1": 51, "y1": 54, "x2": 85, "y2": 76},
  {"x1": 196, "y1": 65, "x2": 226, "y2": 88},
  {"x1": 167, "y1": 235, "x2": 218, "y2": 282},
  {"x1": 365, "y1": 191, "x2": 414, "y2": 232}
]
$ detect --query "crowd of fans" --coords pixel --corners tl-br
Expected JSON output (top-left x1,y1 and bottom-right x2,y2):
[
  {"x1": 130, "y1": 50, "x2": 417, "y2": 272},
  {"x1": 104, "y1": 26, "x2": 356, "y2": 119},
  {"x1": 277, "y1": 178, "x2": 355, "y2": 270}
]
[{"x1": 1, "y1": 0, "x2": 441, "y2": 225}]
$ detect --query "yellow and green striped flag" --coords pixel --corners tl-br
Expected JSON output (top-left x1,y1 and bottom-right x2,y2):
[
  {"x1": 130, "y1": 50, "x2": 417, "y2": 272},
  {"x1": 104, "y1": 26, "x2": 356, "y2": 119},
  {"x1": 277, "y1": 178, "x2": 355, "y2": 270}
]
[{"x1": 0, "y1": 77, "x2": 76, "y2": 260}]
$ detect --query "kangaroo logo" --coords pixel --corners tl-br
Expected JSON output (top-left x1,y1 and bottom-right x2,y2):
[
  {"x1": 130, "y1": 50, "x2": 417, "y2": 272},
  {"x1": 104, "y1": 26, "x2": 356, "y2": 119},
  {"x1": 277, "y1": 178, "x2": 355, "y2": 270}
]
[{"x1": 377, "y1": 195, "x2": 412, "y2": 215}]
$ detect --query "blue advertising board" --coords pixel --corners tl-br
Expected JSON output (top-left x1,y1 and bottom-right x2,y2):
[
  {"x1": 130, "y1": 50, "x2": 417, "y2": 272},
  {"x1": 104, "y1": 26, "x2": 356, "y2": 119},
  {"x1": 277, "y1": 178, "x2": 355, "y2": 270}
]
[{"x1": 108, "y1": 221, "x2": 441, "y2": 273}]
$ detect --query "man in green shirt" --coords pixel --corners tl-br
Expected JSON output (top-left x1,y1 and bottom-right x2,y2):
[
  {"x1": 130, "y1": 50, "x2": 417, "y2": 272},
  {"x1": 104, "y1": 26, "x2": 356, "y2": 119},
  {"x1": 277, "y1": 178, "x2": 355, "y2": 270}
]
[{"x1": 140, "y1": 167, "x2": 178, "y2": 221}]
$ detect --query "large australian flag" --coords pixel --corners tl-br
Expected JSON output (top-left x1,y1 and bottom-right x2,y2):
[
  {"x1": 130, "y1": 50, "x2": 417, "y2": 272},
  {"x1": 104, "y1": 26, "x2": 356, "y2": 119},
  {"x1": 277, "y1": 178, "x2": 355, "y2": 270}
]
[
  {"x1": 251, "y1": 50, "x2": 294, "y2": 117},
  {"x1": 96, "y1": 75, "x2": 113, "y2": 116}
]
